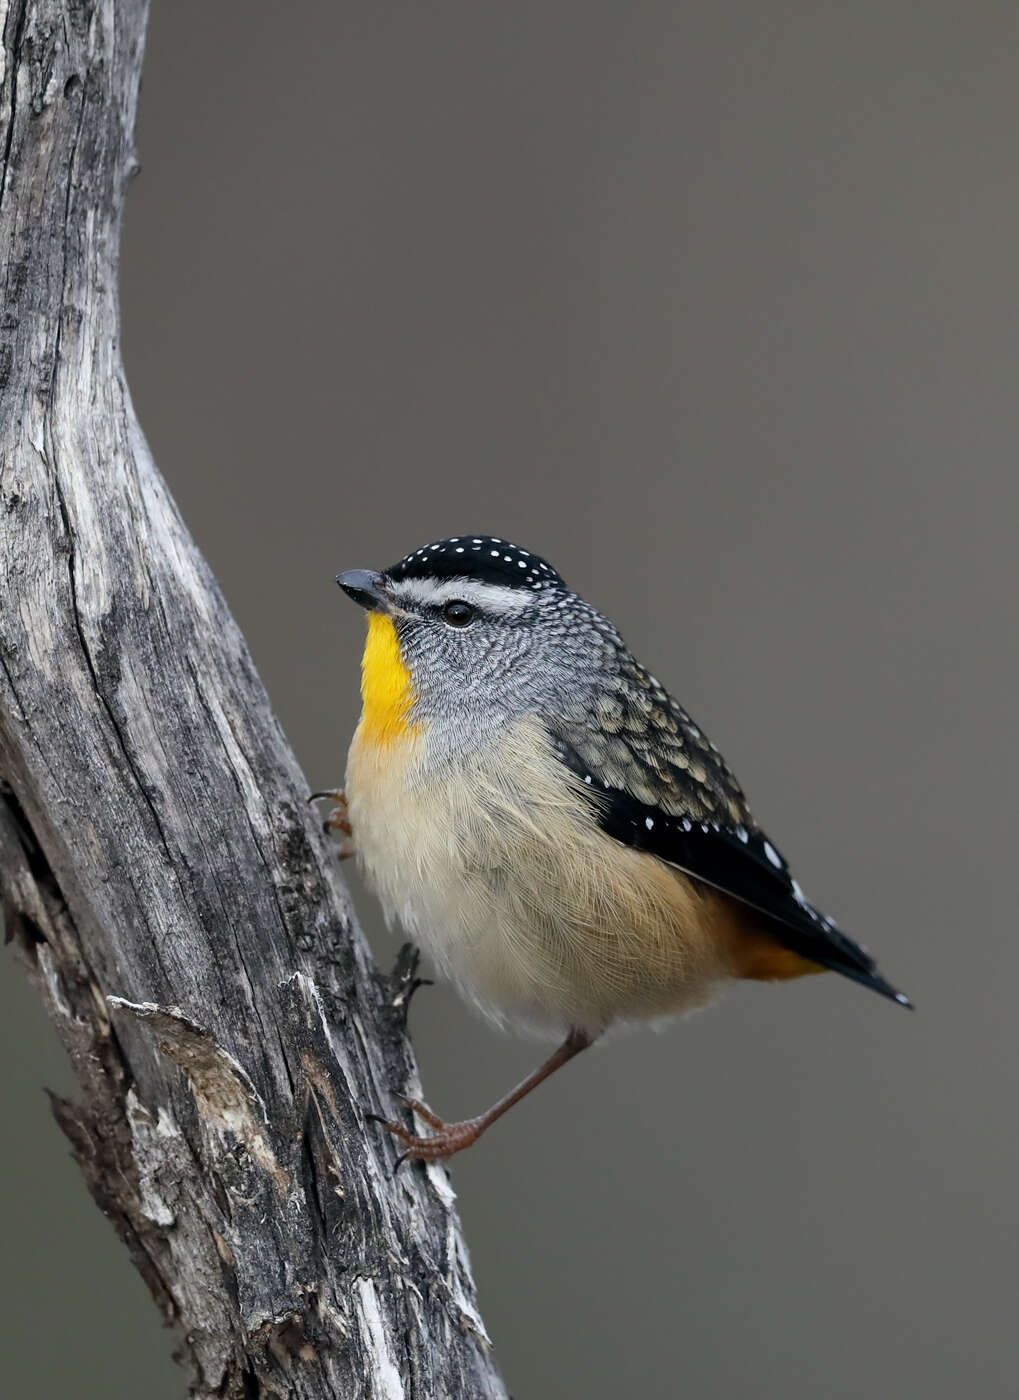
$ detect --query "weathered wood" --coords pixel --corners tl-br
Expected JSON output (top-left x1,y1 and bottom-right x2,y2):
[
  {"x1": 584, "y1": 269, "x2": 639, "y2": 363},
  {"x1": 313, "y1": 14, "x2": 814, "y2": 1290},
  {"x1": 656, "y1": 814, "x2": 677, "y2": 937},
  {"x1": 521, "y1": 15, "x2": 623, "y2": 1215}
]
[{"x1": 0, "y1": 4, "x2": 507, "y2": 1395}]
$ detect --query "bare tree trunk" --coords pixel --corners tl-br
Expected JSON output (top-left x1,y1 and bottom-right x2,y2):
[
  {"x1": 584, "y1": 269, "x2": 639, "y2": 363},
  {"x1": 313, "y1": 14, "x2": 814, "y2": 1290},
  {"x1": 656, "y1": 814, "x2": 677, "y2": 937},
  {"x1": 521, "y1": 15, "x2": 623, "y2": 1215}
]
[{"x1": 0, "y1": 4, "x2": 507, "y2": 1396}]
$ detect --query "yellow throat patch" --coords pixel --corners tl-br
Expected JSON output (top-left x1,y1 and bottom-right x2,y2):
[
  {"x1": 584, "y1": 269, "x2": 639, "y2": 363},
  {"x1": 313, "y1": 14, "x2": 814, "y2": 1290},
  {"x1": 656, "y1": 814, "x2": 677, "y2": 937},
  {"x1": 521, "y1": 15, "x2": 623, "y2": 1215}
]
[{"x1": 357, "y1": 613, "x2": 418, "y2": 748}]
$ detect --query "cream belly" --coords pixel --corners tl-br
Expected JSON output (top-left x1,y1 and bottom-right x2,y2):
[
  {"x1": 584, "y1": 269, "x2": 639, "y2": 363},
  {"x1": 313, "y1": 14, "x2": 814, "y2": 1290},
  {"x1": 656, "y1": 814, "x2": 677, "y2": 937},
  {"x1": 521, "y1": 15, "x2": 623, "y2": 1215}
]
[{"x1": 346, "y1": 715, "x2": 742, "y2": 1037}]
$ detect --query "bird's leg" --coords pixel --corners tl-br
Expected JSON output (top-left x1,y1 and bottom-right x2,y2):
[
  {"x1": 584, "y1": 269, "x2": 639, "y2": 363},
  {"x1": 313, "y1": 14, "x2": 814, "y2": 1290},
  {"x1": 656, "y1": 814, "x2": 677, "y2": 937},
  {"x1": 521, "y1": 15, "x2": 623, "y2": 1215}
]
[
  {"x1": 308, "y1": 788, "x2": 355, "y2": 859},
  {"x1": 372, "y1": 1027, "x2": 595, "y2": 1164}
]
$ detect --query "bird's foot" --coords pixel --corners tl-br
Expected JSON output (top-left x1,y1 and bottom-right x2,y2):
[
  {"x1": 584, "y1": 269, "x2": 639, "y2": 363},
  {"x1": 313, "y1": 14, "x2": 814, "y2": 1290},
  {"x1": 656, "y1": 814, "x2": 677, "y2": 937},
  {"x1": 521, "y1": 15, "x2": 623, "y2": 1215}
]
[
  {"x1": 369, "y1": 1097, "x2": 486, "y2": 1163},
  {"x1": 309, "y1": 789, "x2": 354, "y2": 858}
]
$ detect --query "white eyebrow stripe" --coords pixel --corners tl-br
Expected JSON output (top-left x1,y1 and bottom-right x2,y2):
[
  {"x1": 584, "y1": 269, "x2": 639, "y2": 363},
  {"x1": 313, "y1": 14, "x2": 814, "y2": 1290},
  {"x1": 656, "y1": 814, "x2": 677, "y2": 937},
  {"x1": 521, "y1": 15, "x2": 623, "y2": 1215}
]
[{"x1": 388, "y1": 576, "x2": 534, "y2": 613}]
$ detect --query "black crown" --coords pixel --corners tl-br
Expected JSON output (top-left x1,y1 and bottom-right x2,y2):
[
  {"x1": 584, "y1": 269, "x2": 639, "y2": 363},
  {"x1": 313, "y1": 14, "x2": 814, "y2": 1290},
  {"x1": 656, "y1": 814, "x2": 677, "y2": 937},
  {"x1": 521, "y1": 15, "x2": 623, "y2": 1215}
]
[{"x1": 387, "y1": 537, "x2": 565, "y2": 591}]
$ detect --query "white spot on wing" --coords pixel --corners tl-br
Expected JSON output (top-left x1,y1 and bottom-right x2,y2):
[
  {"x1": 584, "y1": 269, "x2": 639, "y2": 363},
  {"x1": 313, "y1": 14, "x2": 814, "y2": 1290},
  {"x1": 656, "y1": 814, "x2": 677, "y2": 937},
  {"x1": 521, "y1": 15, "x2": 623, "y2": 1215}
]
[{"x1": 763, "y1": 840, "x2": 782, "y2": 868}]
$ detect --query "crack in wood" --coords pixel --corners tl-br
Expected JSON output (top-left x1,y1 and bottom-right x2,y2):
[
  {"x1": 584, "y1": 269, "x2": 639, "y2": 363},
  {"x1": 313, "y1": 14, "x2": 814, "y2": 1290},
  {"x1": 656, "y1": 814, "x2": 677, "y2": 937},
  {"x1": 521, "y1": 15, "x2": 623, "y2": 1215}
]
[{"x1": 0, "y1": 4, "x2": 507, "y2": 1396}]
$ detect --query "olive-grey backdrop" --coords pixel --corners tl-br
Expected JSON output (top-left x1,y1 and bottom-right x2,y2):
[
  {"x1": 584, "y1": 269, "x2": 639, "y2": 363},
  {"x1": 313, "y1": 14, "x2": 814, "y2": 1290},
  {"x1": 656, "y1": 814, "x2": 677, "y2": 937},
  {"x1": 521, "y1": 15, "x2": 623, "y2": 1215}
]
[{"x1": 2, "y1": 2, "x2": 1016, "y2": 1396}]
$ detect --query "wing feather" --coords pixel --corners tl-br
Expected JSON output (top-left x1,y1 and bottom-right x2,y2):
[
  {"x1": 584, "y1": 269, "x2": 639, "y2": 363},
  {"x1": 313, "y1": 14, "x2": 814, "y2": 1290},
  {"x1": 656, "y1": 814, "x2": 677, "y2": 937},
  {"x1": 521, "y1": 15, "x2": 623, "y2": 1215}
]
[{"x1": 550, "y1": 730, "x2": 911, "y2": 1008}]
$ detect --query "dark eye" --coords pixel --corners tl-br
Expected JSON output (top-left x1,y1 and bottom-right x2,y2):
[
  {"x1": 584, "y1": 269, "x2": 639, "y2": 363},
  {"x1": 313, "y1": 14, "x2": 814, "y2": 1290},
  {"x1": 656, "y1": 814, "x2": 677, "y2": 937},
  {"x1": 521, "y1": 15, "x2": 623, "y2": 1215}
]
[{"x1": 442, "y1": 600, "x2": 476, "y2": 627}]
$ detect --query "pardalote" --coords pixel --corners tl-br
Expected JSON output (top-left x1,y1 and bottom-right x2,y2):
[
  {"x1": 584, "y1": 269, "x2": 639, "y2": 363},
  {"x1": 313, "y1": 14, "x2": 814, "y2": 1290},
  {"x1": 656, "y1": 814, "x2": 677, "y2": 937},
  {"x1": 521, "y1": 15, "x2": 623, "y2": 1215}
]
[{"x1": 323, "y1": 536, "x2": 910, "y2": 1162}]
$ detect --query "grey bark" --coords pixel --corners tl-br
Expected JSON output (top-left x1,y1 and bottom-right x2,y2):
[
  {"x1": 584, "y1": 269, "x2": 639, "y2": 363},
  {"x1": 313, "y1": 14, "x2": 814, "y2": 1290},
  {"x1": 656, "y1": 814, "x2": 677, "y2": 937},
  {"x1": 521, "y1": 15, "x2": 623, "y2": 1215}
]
[{"x1": 0, "y1": 4, "x2": 507, "y2": 1396}]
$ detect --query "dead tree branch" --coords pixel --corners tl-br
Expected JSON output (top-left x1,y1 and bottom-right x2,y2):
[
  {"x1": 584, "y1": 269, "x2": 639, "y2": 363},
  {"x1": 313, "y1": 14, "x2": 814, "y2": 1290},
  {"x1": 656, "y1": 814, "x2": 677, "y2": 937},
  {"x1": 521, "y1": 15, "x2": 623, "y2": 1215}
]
[{"x1": 0, "y1": 4, "x2": 507, "y2": 1395}]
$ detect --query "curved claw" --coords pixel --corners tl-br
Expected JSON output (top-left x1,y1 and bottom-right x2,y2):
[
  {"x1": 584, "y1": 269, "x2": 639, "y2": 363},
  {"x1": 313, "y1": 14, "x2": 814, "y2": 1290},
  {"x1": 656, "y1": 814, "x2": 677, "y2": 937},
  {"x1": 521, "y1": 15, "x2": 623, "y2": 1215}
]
[
  {"x1": 312, "y1": 788, "x2": 353, "y2": 845},
  {"x1": 369, "y1": 1111, "x2": 487, "y2": 1162},
  {"x1": 384, "y1": 1085, "x2": 444, "y2": 1131},
  {"x1": 366, "y1": 1113, "x2": 417, "y2": 1147},
  {"x1": 375, "y1": 1117, "x2": 422, "y2": 1150},
  {"x1": 400, "y1": 1096, "x2": 445, "y2": 1131}
]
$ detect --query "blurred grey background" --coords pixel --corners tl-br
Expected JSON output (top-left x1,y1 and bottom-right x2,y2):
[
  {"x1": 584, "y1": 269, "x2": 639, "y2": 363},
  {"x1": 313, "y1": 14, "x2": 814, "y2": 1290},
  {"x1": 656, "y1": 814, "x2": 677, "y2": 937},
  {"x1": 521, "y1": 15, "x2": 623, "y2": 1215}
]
[{"x1": 2, "y1": 2, "x2": 1017, "y2": 1396}]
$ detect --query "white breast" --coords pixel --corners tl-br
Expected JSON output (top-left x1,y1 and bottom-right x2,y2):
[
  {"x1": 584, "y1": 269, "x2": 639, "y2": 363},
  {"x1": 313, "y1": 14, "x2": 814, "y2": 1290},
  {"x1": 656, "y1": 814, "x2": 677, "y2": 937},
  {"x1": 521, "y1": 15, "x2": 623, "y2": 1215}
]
[{"x1": 346, "y1": 716, "x2": 733, "y2": 1037}]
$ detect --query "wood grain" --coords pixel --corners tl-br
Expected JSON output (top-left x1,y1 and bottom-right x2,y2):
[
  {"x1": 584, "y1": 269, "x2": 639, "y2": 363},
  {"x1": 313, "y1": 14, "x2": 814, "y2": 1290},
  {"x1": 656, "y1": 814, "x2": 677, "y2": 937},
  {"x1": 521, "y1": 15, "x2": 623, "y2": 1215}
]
[{"x1": 0, "y1": 4, "x2": 506, "y2": 1395}]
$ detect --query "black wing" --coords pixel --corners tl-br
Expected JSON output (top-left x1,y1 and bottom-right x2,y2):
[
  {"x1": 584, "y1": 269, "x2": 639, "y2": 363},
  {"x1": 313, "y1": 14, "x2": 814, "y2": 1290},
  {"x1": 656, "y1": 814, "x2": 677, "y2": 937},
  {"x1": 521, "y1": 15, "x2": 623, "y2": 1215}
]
[{"x1": 550, "y1": 728, "x2": 911, "y2": 1009}]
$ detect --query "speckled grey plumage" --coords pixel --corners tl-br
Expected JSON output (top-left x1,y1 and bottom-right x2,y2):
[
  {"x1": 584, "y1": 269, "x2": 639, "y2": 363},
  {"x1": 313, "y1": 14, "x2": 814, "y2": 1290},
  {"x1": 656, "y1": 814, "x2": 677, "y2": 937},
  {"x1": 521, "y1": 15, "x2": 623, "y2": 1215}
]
[{"x1": 373, "y1": 536, "x2": 910, "y2": 1007}]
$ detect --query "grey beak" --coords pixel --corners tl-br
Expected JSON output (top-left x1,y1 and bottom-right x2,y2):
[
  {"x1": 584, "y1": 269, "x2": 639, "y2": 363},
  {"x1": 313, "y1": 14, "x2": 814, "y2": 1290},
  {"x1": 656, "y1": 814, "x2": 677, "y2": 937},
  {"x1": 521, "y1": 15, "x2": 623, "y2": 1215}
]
[{"x1": 337, "y1": 569, "x2": 390, "y2": 612}]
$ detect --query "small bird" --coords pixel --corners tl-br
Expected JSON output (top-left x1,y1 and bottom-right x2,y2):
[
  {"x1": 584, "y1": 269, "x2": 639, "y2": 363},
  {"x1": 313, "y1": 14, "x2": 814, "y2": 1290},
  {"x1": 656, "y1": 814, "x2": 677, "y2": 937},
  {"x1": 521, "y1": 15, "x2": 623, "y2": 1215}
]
[{"x1": 330, "y1": 536, "x2": 910, "y2": 1162}]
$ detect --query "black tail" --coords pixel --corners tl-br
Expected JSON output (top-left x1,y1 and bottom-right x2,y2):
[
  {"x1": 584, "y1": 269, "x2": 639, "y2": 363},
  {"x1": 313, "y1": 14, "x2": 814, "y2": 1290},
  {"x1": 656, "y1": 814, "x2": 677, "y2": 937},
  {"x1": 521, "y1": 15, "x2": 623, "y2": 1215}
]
[{"x1": 776, "y1": 910, "x2": 914, "y2": 1009}]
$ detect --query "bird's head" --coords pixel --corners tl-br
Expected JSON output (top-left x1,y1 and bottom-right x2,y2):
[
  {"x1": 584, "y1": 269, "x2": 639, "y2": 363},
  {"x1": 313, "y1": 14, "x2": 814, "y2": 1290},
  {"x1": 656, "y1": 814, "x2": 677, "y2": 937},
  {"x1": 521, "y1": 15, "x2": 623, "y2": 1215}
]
[{"x1": 337, "y1": 536, "x2": 613, "y2": 750}]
